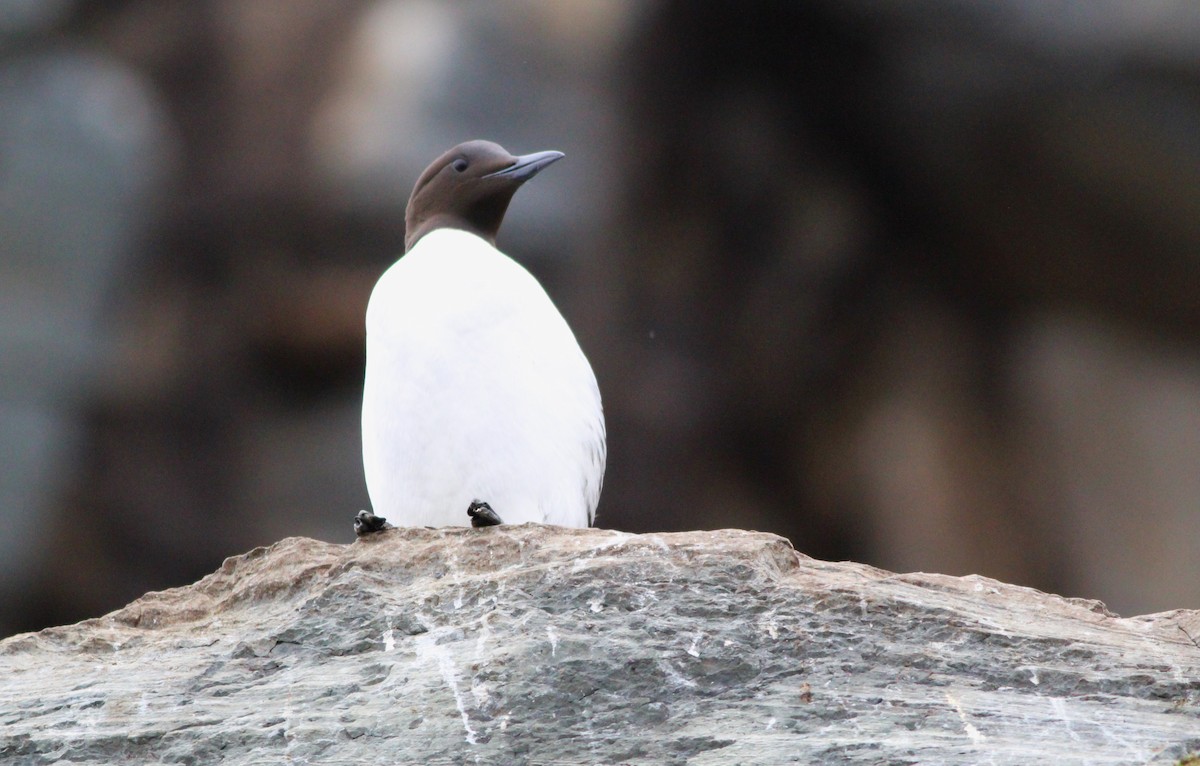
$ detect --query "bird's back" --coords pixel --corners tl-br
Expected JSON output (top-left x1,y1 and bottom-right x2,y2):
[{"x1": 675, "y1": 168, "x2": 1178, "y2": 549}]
[{"x1": 362, "y1": 228, "x2": 604, "y2": 527}]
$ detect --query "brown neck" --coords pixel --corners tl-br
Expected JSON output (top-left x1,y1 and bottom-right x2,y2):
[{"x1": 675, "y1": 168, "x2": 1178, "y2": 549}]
[{"x1": 405, "y1": 195, "x2": 514, "y2": 252}]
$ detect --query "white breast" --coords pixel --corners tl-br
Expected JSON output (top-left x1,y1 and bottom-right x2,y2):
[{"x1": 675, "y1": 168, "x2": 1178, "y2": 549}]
[{"x1": 361, "y1": 228, "x2": 605, "y2": 527}]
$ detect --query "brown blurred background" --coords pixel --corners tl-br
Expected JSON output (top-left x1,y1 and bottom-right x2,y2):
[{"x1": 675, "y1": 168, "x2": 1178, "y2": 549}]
[{"x1": 3, "y1": 0, "x2": 1200, "y2": 637}]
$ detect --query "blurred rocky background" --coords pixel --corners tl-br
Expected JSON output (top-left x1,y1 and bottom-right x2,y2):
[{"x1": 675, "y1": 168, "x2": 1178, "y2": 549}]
[{"x1": 2, "y1": 0, "x2": 1199, "y2": 636}]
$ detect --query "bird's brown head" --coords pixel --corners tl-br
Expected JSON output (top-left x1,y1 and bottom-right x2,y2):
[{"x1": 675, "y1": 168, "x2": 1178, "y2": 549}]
[{"x1": 404, "y1": 140, "x2": 564, "y2": 252}]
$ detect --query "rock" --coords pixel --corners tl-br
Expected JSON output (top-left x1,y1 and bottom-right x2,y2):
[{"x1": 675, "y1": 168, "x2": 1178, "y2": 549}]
[{"x1": 2, "y1": 526, "x2": 1198, "y2": 765}]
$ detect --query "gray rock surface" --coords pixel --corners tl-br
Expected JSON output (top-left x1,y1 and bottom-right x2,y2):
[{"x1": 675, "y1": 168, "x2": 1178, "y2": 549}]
[{"x1": 2, "y1": 526, "x2": 1198, "y2": 765}]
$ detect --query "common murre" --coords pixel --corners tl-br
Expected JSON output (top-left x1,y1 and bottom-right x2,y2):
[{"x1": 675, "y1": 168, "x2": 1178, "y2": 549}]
[{"x1": 358, "y1": 140, "x2": 605, "y2": 534}]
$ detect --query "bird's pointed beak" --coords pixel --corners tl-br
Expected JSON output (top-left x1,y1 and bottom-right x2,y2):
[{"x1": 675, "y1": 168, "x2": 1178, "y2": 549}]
[{"x1": 485, "y1": 150, "x2": 565, "y2": 182}]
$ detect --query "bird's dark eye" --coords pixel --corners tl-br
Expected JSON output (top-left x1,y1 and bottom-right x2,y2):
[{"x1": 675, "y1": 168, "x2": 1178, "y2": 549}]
[{"x1": 452, "y1": 159, "x2": 469, "y2": 172}]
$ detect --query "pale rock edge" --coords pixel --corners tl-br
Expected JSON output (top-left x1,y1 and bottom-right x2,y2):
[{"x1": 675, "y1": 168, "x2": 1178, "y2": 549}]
[{"x1": 2, "y1": 525, "x2": 1198, "y2": 765}]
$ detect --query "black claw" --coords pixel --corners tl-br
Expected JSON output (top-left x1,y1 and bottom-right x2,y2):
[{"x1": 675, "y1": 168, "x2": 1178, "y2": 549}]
[
  {"x1": 354, "y1": 509, "x2": 393, "y2": 537},
  {"x1": 467, "y1": 500, "x2": 503, "y2": 528}
]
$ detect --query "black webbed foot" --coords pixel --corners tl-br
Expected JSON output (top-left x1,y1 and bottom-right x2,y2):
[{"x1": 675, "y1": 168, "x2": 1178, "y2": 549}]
[
  {"x1": 467, "y1": 500, "x2": 503, "y2": 528},
  {"x1": 354, "y1": 509, "x2": 393, "y2": 537}
]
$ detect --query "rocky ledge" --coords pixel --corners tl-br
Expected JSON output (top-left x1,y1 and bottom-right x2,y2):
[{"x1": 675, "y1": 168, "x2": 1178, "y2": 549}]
[{"x1": 2, "y1": 525, "x2": 1198, "y2": 765}]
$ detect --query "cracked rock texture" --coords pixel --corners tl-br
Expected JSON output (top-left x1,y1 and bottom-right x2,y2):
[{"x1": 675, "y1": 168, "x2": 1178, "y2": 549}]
[{"x1": 2, "y1": 526, "x2": 1199, "y2": 765}]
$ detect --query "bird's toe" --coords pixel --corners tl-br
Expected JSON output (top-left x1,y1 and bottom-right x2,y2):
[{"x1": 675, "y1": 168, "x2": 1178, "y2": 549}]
[
  {"x1": 354, "y1": 509, "x2": 393, "y2": 537},
  {"x1": 466, "y1": 500, "x2": 503, "y2": 528}
]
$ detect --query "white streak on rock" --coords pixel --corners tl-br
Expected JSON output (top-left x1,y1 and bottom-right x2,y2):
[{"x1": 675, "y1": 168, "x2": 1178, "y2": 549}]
[
  {"x1": 657, "y1": 658, "x2": 697, "y2": 689},
  {"x1": 760, "y1": 616, "x2": 779, "y2": 639},
  {"x1": 415, "y1": 624, "x2": 477, "y2": 745},
  {"x1": 1050, "y1": 697, "x2": 1081, "y2": 743},
  {"x1": 946, "y1": 691, "x2": 986, "y2": 744}
]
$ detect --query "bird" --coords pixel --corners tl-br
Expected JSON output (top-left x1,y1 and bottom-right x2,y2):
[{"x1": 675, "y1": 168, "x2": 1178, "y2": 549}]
[{"x1": 359, "y1": 140, "x2": 605, "y2": 533}]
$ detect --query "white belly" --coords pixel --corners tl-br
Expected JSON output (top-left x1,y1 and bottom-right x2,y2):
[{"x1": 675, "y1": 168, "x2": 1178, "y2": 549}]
[{"x1": 361, "y1": 229, "x2": 604, "y2": 527}]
